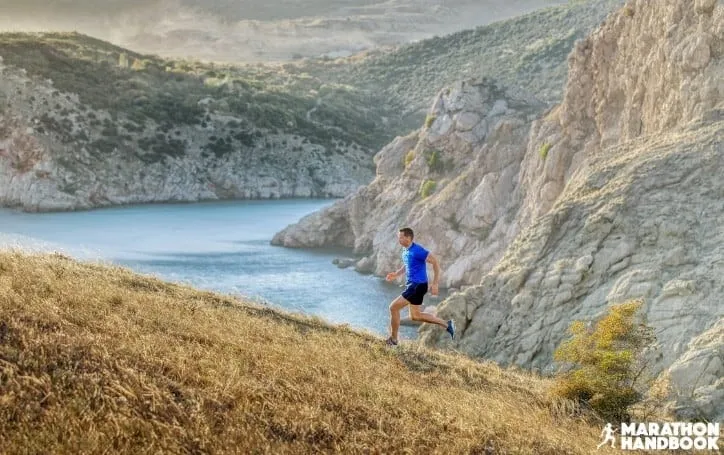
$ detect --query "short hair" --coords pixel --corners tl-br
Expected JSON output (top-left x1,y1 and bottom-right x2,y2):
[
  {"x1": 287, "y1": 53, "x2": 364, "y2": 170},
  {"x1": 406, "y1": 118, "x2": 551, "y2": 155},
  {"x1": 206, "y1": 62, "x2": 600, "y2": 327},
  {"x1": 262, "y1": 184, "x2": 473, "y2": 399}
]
[{"x1": 399, "y1": 227, "x2": 414, "y2": 239}]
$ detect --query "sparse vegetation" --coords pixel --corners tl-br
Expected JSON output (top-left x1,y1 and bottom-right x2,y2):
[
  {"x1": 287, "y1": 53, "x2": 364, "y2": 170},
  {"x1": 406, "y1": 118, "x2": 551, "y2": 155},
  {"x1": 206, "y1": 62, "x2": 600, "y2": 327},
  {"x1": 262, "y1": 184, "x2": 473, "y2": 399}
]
[
  {"x1": 0, "y1": 251, "x2": 625, "y2": 453},
  {"x1": 424, "y1": 114, "x2": 436, "y2": 129},
  {"x1": 420, "y1": 179, "x2": 437, "y2": 198},
  {"x1": 425, "y1": 149, "x2": 445, "y2": 173},
  {"x1": 539, "y1": 142, "x2": 551, "y2": 159},
  {"x1": 0, "y1": 32, "x2": 394, "y2": 164},
  {"x1": 0, "y1": 1, "x2": 623, "y2": 170},
  {"x1": 404, "y1": 150, "x2": 415, "y2": 167},
  {"x1": 551, "y1": 300, "x2": 656, "y2": 422},
  {"x1": 294, "y1": 0, "x2": 624, "y2": 130}
]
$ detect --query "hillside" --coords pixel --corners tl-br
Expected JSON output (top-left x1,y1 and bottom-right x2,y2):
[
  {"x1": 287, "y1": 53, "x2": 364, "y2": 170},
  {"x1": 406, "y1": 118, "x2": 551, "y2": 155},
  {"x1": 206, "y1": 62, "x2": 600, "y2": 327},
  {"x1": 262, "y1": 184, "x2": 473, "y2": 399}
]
[
  {"x1": 0, "y1": 32, "x2": 385, "y2": 211},
  {"x1": 300, "y1": 0, "x2": 624, "y2": 122},
  {"x1": 272, "y1": 0, "x2": 724, "y2": 420},
  {"x1": 0, "y1": 32, "x2": 390, "y2": 149},
  {"x1": 0, "y1": 251, "x2": 623, "y2": 454},
  {"x1": 0, "y1": 0, "x2": 624, "y2": 212}
]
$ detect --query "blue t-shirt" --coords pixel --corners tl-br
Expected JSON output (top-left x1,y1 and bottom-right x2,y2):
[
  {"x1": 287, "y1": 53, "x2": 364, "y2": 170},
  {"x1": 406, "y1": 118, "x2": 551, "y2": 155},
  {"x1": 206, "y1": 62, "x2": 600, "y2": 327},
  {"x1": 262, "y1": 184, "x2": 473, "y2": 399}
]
[{"x1": 402, "y1": 242, "x2": 429, "y2": 284}]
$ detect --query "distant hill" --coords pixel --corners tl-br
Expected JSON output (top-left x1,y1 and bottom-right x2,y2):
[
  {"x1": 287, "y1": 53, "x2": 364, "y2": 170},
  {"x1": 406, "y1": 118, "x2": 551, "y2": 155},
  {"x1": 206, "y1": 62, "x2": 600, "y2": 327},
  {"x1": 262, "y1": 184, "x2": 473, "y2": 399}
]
[
  {"x1": 301, "y1": 0, "x2": 624, "y2": 123},
  {"x1": 0, "y1": 32, "x2": 390, "y2": 210},
  {"x1": 0, "y1": 32, "x2": 389, "y2": 150}
]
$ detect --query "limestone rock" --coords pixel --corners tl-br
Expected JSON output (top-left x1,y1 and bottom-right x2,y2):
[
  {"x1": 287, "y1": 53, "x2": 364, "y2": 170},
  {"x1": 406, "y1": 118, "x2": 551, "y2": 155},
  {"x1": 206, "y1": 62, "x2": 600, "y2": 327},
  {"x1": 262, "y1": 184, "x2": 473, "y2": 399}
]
[
  {"x1": 421, "y1": 0, "x2": 724, "y2": 420},
  {"x1": 332, "y1": 258, "x2": 357, "y2": 269},
  {"x1": 658, "y1": 320, "x2": 724, "y2": 421},
  {"x1": 273, "y1": 78, "x2": 546, "y2": 288}
]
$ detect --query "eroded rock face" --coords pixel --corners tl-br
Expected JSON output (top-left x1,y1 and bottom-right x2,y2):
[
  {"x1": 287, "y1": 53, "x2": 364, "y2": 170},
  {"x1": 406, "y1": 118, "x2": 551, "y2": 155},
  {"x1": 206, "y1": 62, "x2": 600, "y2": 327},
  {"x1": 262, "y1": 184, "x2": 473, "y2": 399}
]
[
  {"x1": 516, "y1": 0, "x2": 724, "y2": 230},
  {"x1": 0, "y1": 58, "x2": 373, "y2": 212},
  {"x1": 421, "y1": 0, "x2": 724, "y2": 420},
  {"x1": 272, "y1": 79, "x2": 546, "y2": 289},
  {"x1": 424, "y1": 118, "x2": 722, "y2": 377}
]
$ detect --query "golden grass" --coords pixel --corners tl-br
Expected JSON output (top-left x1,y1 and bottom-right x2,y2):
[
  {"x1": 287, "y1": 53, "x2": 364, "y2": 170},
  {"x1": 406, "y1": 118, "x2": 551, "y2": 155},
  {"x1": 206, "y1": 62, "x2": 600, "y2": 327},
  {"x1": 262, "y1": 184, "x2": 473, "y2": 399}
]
[{"x1": 0, "y1": 251, "x2": 623, "y2": 454}]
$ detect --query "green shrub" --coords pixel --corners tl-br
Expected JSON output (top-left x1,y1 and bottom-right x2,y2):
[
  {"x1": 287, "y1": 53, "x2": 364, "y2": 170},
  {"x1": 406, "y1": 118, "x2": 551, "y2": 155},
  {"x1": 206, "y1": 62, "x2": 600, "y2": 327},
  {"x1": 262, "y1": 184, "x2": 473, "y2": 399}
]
[
  {"x1": 426, "y1": 149, "x2": 444, "y2": 172},
  {"x1": 424, "y1": 114, "x2": 436, "y2": 129},
  {"x1": 90, "y1": 138, "x2": 121, "y2": 156},
  {"x1": 404, "y1": 150, "x2": 415, "y2": 167},
  {"x1": 539, "y1": 142, "x2": 551, "y2": 159},
  {"x1": 551, "y1": 300, "x2": 655, "y2": 421},
  {"x1": 204, "y1": 137, "x2": 234, "y2": 158},
  {"x1": 445, "y1": 215, "x2": 460, "y2": 232},
  {"x1": 420, "y1": 179, "x2": 437, "y2": 198}
]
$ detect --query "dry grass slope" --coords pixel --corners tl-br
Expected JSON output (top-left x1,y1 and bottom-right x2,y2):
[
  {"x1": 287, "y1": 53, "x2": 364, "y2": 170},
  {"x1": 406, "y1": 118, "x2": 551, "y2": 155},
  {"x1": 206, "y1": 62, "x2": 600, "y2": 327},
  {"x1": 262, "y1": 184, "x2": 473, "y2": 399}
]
[{"x1": 0, "y1": 251, "x2": 625, "y2": 454}]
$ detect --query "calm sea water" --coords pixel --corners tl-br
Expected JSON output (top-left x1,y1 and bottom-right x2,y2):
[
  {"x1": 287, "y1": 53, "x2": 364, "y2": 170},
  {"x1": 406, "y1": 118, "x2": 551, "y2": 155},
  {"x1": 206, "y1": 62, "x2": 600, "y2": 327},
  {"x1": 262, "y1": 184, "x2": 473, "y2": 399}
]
[{"x1": 0, "y1": 199, "x2": 434, "y2": 339}]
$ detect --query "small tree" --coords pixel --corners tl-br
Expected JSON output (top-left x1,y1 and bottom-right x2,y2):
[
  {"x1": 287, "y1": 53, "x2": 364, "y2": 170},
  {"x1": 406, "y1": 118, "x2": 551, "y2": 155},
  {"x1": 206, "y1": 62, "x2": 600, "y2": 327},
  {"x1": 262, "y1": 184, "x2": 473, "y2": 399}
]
[{"x1": 551, "y1": 300, "x2": 655, "y2": 421}]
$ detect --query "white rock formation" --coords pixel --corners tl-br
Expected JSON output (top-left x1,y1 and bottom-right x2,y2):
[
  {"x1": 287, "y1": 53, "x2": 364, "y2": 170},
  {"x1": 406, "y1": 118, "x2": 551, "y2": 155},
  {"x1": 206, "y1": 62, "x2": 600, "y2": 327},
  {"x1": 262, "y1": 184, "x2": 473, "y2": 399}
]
[
  {"x1": 422, "y1": 0, "x2": 724, "y2": 420},
  {"x1": 273, "y1": 79, "x2": 547, "y2": 288}
]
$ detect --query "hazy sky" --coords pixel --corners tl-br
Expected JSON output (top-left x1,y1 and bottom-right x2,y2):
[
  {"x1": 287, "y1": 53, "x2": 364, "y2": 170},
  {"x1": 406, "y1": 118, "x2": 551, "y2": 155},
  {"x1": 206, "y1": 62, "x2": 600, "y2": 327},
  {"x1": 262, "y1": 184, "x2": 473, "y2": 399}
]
[
  {"x1": 0, "y1": 0, "x2": 381, "y2": 21},
  {"x1": 0, "y1": 0, "x2": 562, "y2": 62},
  {"x1": 0, "y1": 0, "x2": 155, "y2": 16}
]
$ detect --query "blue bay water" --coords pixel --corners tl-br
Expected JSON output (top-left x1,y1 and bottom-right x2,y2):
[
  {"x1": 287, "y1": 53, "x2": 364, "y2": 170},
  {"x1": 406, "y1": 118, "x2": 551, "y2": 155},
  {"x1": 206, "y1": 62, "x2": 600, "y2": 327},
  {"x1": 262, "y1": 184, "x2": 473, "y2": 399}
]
[{"x1": 0, "y1": 199, "x2": 428, "y2": 339}]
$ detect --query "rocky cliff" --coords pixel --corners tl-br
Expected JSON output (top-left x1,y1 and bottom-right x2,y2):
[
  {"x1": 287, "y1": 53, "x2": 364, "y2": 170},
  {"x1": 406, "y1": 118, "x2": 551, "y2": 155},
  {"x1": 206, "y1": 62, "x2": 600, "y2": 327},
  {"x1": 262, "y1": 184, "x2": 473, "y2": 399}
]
[
  {"x1": 272, "y1": 79, "x2": 546, "y2": 289},
  {"x1": 274, "y1": 0, "x2": 724, "y2": 419},
  {"x1": 423, "y1": 0, "x2": 724, "y2": 420}
]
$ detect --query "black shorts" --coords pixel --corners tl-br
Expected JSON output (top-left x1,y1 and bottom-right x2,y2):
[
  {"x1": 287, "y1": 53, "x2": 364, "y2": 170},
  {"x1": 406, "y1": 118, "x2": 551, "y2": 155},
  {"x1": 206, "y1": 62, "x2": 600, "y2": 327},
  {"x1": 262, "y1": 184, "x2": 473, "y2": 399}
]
[{"x1": 401, "y1": 282, "x2": 428, "y2": 305}]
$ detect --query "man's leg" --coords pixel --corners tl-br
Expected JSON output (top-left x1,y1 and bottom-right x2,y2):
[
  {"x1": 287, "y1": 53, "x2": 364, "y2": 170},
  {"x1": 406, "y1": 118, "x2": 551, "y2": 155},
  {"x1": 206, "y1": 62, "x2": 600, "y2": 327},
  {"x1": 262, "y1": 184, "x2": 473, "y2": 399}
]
[
  {"x1": 409, "y1": 304, "x2": 448, "y2": 328},
  {"x1": 389, "y1": 296, "x2": 409, "y2": 342}
]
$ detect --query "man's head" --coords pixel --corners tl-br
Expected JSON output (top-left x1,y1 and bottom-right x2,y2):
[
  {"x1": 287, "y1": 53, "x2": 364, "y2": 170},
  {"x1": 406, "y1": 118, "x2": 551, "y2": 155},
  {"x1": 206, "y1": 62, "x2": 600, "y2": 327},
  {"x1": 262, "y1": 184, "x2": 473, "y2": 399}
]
[{"x1": 398, "y1": 227, "x2": 414, "y2": 247}]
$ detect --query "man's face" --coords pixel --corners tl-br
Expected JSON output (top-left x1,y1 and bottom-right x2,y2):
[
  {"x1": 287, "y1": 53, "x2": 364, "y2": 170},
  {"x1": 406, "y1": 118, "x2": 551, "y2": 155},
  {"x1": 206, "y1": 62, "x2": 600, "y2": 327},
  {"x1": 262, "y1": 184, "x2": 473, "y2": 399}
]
[{"x1": 397, "y1": 232, "x2": 413, "y2": 248}]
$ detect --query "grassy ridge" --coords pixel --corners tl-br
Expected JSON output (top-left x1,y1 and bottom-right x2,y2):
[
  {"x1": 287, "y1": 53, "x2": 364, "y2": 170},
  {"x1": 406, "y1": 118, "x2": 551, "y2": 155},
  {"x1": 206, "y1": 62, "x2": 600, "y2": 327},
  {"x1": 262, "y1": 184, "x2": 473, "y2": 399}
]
[{"x1": 0, "y1": 251, "x2": 619, "y2": 454}]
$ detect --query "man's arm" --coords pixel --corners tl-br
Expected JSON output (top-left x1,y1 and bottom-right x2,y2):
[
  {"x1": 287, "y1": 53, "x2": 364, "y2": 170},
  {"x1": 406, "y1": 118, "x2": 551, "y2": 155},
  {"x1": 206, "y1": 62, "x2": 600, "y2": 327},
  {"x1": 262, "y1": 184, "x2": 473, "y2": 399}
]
[
  {"x1": 386, "y1": 266, "x2": 406, "y2": 281},
  {"x1": 426, "y1": 253, "x2": 441, "y2": 295}
]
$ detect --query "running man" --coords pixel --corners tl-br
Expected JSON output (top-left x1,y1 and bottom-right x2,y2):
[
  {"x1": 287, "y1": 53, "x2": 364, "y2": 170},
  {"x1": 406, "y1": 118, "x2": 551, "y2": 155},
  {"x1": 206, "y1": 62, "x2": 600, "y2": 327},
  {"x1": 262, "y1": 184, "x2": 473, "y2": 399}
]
[{"x1": 385, "y1": 227, "x2": 455, "y2": 346}]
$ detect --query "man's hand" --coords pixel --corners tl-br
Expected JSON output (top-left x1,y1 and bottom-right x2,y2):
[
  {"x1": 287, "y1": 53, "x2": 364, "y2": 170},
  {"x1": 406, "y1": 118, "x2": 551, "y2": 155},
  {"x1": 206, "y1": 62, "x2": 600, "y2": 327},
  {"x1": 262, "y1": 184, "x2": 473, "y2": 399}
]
[
  {"x1": 430, "y1": 282, "x2": 439, "y2": 296},
  {"x1": 385, "y1": 272, "x2": 397, "y2": 282}
]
